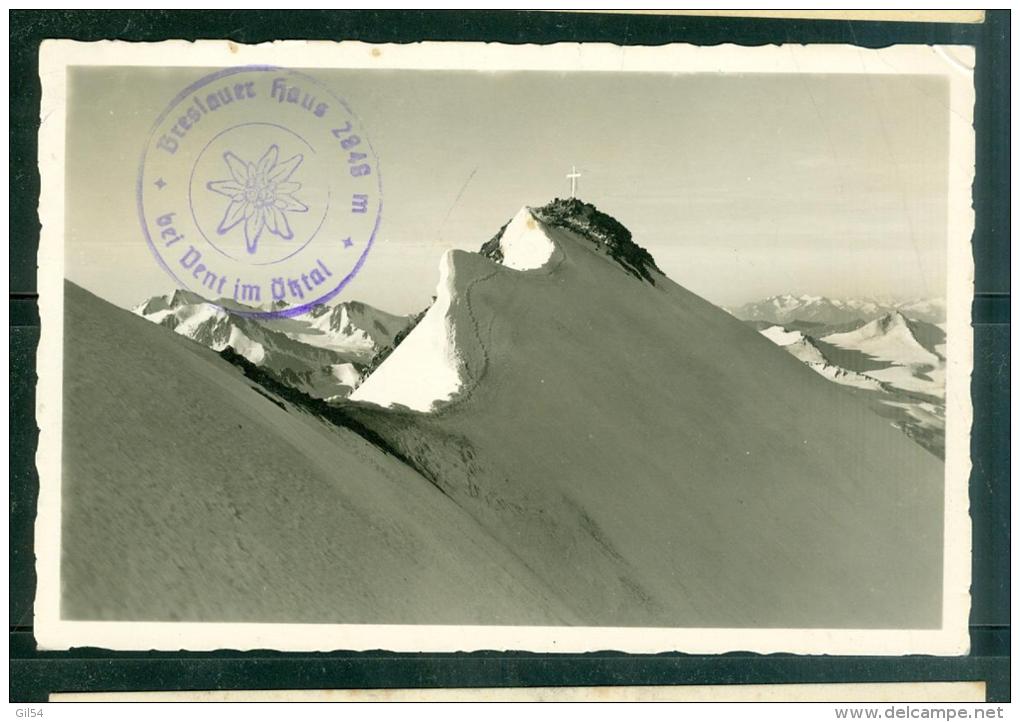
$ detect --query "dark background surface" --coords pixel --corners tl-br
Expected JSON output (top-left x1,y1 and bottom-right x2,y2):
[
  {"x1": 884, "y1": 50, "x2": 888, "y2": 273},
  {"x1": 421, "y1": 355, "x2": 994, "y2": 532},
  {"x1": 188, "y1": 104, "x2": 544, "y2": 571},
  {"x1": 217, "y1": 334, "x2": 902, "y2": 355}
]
[{"x1": 9, "y1": 9, "x2": 1010, "y2": 703}]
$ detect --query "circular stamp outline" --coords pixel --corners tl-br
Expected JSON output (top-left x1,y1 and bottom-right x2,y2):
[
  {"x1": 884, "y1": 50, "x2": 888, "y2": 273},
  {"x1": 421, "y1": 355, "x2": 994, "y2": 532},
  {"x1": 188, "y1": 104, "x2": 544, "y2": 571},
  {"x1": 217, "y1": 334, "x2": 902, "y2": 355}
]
[
  {"x1": 186, "y1": 120, "x2": 332, "y2": 267},
  {"x1": 136, "y1": 65, "x2": 383, "y2": 320}
]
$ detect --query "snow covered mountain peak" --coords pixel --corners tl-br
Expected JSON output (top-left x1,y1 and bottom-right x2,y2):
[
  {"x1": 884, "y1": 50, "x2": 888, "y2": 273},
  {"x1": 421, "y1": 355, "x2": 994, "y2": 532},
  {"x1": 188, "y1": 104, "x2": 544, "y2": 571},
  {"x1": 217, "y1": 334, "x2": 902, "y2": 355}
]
[
  {"x1": 167, "y1": 288, "x2": 208, "y2": 309},
  {"x1": 822, "y1": 312, "x2": 944, "y2": 399},
  {"x1": 133, "y1": 288, "x2": 205, "y2": 316},
  {"x1": 306, "y1": 300, "x2": 413, "y2": 353},
  {"x1": 873, "y1": 311, "x2": 912, "y2": 333},
  {"x1": 845, "y1": 312, "x2": 920, "y2": 345},
  {"x1": 357, "y1": 200, "x2": 664, "y2": 412},
  {"x1": 491, "y1": 206, "x2": 557, "y2": 271},
  {"x1": 480, "y1": 198, "x2": 660, "y2": 284}
]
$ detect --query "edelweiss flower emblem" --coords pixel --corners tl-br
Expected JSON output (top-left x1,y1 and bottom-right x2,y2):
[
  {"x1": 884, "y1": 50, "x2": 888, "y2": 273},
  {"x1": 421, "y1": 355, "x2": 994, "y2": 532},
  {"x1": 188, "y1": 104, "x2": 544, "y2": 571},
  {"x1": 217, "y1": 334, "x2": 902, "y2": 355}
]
[{"x1": 207, "y1": 145, "x2": 308, "y2": 254}]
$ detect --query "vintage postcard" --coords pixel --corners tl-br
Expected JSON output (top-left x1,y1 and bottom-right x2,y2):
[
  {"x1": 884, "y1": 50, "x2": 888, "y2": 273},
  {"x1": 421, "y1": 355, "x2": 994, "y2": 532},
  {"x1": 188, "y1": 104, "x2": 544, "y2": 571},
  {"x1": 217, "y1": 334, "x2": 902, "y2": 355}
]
[{"x1": 35, "y1": 39, "x2": 975, "y2": 654}]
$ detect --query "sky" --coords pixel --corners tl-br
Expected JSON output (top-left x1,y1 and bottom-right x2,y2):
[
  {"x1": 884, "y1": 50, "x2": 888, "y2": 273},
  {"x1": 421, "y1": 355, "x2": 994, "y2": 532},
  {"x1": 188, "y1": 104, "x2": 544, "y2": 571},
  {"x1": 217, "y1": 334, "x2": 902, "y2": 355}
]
[{"x1": 65, "y1": 66, "x2": 950, "y2": 314}]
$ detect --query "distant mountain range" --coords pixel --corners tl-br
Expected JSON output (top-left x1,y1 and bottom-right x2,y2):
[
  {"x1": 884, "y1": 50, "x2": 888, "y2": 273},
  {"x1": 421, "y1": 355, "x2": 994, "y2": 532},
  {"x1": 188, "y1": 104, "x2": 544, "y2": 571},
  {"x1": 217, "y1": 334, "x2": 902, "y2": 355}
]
[
  {"x1": 134, "y1": 290, "x2": 412, "y2": 401},
  {"x1": 728, "y1": 294, "x2": 946, "y2": 325}
]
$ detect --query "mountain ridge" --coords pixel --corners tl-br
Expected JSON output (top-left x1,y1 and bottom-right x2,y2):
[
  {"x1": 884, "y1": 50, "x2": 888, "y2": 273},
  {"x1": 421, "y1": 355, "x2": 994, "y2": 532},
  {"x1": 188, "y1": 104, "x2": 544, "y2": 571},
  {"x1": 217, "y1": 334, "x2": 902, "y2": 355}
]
[
  {"x1": 133, "y1": 290, "x2": 413, "y2": 401},
  {"x1": 729, "y1": 294, "x2": 946, "y2": 325}
]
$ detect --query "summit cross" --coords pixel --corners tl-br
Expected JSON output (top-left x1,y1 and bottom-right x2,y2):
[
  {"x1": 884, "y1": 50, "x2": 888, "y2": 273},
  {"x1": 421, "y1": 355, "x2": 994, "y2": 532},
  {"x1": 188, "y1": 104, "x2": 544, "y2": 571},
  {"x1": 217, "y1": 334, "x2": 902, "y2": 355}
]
[{"x1": 566, "y1": 165, "x2": 581, "y2": 198}]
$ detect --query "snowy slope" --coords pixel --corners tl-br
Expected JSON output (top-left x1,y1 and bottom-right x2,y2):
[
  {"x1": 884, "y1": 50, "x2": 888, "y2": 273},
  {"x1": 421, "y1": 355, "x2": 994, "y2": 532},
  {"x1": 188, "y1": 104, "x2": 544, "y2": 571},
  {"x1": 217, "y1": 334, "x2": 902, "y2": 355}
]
[
  {"x1": 759, "y1": 325, "x2": 804, "y2": 347},
  {"x1": 349, "y1": 250, "x2": 467, "y2": 412},
  {"x1": 347, "y1": 202, "x2": 944, "y2": 629},
  {"x1": 63, "y1": 281, "x2": 579, "y2": 624}
]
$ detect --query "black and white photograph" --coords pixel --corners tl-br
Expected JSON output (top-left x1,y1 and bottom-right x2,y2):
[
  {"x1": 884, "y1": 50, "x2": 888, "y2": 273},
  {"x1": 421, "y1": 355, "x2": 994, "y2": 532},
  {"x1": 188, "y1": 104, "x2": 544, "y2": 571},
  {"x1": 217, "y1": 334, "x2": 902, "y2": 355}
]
[{"x1": 33, "y1": 39, "x2": 975, "y2": 655}]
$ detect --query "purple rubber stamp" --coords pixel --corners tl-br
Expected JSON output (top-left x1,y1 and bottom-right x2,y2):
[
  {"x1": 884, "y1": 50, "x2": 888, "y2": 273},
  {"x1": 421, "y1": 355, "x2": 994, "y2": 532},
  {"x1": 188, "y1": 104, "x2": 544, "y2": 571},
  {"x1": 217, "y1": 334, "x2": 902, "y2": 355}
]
[{"x1": 137, "y1": 66, "x2": 381, "y2": 318}]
